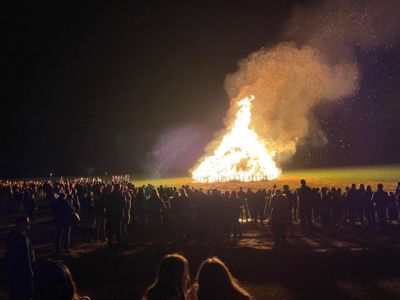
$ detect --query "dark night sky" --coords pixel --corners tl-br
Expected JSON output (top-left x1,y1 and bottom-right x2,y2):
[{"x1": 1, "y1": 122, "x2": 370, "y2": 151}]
[{"x1": 2, "y1": 0, "x2": 400, "y2": 178}]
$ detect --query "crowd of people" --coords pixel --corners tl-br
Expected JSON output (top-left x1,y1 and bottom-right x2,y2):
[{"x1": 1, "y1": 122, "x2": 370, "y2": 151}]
[
  {"x1": 1, "y1": 177, "x2": 400, "y2": 247},
  {"x1": 2, "y1": 176, "x2": 400, "y2": 299},
  {"x1": 5, "y1": 218, "x2": 248, "y2": 300}
]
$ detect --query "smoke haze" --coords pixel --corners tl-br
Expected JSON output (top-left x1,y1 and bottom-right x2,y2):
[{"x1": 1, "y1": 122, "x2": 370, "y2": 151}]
[{"x1": 214, "y1": 0, "x2": 400, "y2": 165}]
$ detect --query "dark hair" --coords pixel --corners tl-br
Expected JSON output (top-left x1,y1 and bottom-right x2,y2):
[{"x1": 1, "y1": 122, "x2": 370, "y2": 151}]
[
  {"x1": 194, "y1": 257, "x2": 251, "y2": 300},
  {"x1": 144, "y1": 253, "x2": 191, "y2": 300},
  {"x1": 36, "y1": 260, "x2": 81, "y2": 300}
]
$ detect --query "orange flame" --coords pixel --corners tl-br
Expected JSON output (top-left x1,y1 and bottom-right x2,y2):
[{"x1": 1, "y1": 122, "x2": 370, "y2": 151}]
[{"x1": 191, "y1": 95, "x2": 281, "y2": 182}]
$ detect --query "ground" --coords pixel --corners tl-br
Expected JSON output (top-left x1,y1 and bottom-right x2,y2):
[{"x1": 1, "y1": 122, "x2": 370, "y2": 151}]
[
  {"x1": 134, "y1": 164, "x2": 400, "y2": 191},
  {"x1": 1, "y1": 165, "x2": 400, "y2": 300}
]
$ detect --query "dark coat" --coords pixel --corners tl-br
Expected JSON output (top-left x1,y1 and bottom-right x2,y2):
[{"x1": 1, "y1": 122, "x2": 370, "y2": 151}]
[
  {"x1": 105, "y1": 190, "x2": 126, "y2": 222},
  {"x1": 5, "y1": 229, "x2": 35, "y2": 298},
  {"x1": 53, "y1": 199, "x2": 75, "y2": 228},
  {"x1": 270, "y1": 194, "x2": 290, "y2": 224},
  {"x1": 297, "y1": 185, "x2": 312, "y2": 210}
]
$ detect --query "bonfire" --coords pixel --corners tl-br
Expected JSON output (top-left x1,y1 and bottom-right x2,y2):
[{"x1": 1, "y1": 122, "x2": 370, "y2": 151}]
[{"x1": 191, "y1": 95, "x2": 281, "y2": 183}]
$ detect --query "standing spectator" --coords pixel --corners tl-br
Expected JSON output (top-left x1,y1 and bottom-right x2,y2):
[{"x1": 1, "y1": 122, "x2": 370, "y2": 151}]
[
  {"x1": 53, "y1": 193, "x2": 75, "y2": 254},
  {"x1": 246, "y1": 189, "x2": 256, "y2": 224},
  {"x1": 229, "y1": 191, "x2": 243, "y2": 238},
  {"x1": 297, "y1": 179, "x2": 313, "y2": 232},
  {"x1": 93, "y1": 186, "x2": 106, "y2": 242},
  {"x1": 269, "y1": 189, "x2": 290, "y2": 247},
  {"x1": 387, "y1": 192, "x2": 398, "y2": 223},
  {"x1": 395, "y1": 182, "x2": 400, "y2": 198},
  {"x1": 5, "y1": 216, "x2": 35, "y2": 300},
  {"x1": 122, "y1": 188, "x2": 132, "y2": 241},
  {"x1": 282, "y1": 185, "x2": 295, "y2": 234},
  {"x1": 147, "y1": 188, "x2": 166, "y2": 242},
  {"x1": 238, "y1": 187, "x2": 249, "y2": 222},
  {"x1": 364, "y1": 185, "x2": 375, "y2": 224},
  {"x1": 372, "y1": 184, "x2": 389, "y2": 230},
  {"x1": 133, "y1": 187, "x2": 148, "y2": 239},
  {"x1": 23, "y1": 189, "x2": 37, "y2": 222},
  {"x1": 105, "y1": 184, "x2": 126, "y2": 247}
]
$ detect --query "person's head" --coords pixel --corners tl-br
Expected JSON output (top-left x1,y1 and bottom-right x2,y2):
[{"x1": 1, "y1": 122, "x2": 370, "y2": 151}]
[
  {"x1": 300, "y1": 179, "x2": 306, "y2": 186},
  {"x1": 36, "y1": 260, "x2": 80, "y2": 300},
  {"x1": 179, "y1": 188, "x2": 188, "y2": 197},
  {"x1": 377, "y1": 183, "x2": 383, "y2": 190},
  {"x1": 16, "y1": 216, "x2": 30, "y2": 232},
  {"x1": 283, "y1": 184, "x2": 289, "y2": 191},
  {"x1": 145, "y1": 253, "x2": 190, "y2": 299},
  {"x1": 150, "y1": 188, "x2": 160, "y2": 198},
  {"x1": 275, "y1": 189, "x2": 281, "y2": 196},
  {"x1": 351, "y1": 183, "x2": 356, "y2": 189},
  {"x1": 195, "y1": 257, "x2": 251, "y2": 300},
  {"x1": 113, "y1": 183, "x2": 120, "y2": 191}
]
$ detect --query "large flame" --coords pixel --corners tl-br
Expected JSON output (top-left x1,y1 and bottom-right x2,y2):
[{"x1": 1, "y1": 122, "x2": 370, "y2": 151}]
[{"x1": 191, "y1": 95, "x2": 281, "y2": 183}]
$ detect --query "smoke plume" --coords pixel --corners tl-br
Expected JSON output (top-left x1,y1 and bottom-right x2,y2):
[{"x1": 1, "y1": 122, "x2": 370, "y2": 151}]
[{"x1": 217, "y1": 0, "x2": 400, "y2": 164}]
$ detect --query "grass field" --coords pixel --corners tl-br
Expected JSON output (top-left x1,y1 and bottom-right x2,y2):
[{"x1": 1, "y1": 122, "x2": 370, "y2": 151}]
[{"x1": 133, "y1": 164, "x2": 400, "y2": 191}]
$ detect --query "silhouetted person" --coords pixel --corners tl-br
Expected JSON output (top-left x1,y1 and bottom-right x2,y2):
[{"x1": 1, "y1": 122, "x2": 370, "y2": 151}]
[
  {"x1": 238, "y1": 187, "x2": 249, "y2": 222},
  {"x1": 53, "y1": 193, "x2": 75, "y2": 254},
  {"x1": 396, "y1": 182, "x2": 400, "y2": 198},
  {"x1": 122, "y1": 188, "x2": 132, "y2": 241},
  {"x1": 23, "y1": 190, "x2": 36, "y2": 222},
  {"x1": 347, "y1": 184, "x2": 359, "y2": 223},
  {"x1": 297, "y1": 179, "x2": 313, "y2": 232},
  {"x1": 93, "y1": 186, "x2": 106, "y2": 241},
  {"x1": 282, "y1": 185, "x2": 295, "y2": 233},
  {"x1": 134, "y1": 187, "x2": 148, "y2": 239},
  {"x1": 246, "y1": 189, "x2": 256, "y2": 223},
  {"x1": 190, "y1": 257, "x2": 251, "y2": 300},
  {"x1": 147, "y1": 188, "x2": 166, "y2": 241},
  {"x1": 176, "y1": 189, "x2": 193, "y2": 240},
  {"x1": 320, "y1": 187, "x2": 331, "y2": 228},
  {"x1": 253, "y1": 189, "x2": 266, "y2": 225},
  {"x1": 143, "y1": 253, "x2": 191, "y2": 300},
  {"x1": 364, "y1": 185, "x2": 375, "y2": 224},
  {"x1": 269, "y1": 189, "x2": 290, "y2": 247},
  {"x1": 5, "y1": 216, "x2": 35, "y2": 300},
  {"x1": 357, "y1": 184, "x2": 366, "y2": 225},
  {"x1": 388, "y1": 192, "x2": 398, "y2": 223},
  {"x1": 105, "y1": 184, "x2": 126, "y2": 247},
  {"x1": 229, "y1": 191, "x2": 243, "y2": 238},
  {"x1": 372, "y1": 183, "x2": 389, "y2": 230},
  {"x1": 328, "y1": 187, "x2": 340, "y2": 227},
  {"x1": 35, "y1": 259, "x2": 90, "y2": 300}
]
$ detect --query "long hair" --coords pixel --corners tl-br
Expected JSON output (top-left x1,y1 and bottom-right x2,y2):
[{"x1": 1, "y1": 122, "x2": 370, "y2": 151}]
[
  {"x1": 144, "y1": 253, "x2": 191, "y2": 300},
  {"x1": 36, "y1": 260, "x2": 80, "y2": 300},
  {"x1": 194, "y1": 257, "x2": 251, "y2": 300}
]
